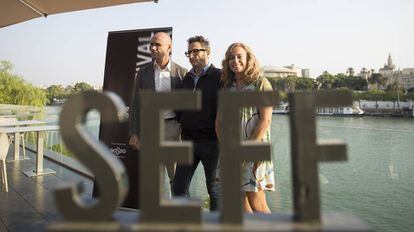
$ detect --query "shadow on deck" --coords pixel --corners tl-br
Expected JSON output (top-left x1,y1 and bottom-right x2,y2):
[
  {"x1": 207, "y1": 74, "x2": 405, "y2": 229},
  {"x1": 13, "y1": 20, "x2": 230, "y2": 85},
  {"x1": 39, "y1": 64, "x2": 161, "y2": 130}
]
[{"x1": 0, "y1": 146, "x2": 93, "y2": 232}]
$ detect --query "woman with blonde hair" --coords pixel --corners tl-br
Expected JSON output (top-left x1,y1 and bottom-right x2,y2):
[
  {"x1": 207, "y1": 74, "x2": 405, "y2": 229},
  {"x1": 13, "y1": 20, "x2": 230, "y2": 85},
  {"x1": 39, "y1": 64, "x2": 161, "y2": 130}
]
[{"x1": 217, "y1": 42, "x2": 275, "y2": 213}]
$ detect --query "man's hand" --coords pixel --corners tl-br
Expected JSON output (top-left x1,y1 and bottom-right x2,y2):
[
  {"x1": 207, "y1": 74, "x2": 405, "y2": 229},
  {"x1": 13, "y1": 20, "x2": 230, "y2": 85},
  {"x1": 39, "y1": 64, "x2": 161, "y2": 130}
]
[{"x1": 129, "y1": 135, "x2": 140, "y2": 150}]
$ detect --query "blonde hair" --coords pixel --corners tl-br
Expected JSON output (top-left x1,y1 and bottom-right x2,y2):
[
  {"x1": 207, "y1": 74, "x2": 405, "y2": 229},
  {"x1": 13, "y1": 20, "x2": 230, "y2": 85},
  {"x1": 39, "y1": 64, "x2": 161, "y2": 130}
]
[{"x1": 221, "y1": 42, "x2": 262, "y2": 89}]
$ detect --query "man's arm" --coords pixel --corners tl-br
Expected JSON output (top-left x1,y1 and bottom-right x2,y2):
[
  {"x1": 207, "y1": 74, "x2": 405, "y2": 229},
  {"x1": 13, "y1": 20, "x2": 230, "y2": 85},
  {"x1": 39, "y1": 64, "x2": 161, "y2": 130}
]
[
  {"x1": 173, "y1": 63, "x2": 189, "y2": 123},
  {"x1": 129, "y1": 67, "x2": 143, "y2": 150}
]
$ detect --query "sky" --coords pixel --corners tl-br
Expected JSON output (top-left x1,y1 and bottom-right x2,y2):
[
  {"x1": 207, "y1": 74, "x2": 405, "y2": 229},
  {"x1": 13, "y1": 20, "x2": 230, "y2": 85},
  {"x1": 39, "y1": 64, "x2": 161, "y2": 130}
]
[{"x1": 0, "y1": 0, "x2": 413, "y2": 87}]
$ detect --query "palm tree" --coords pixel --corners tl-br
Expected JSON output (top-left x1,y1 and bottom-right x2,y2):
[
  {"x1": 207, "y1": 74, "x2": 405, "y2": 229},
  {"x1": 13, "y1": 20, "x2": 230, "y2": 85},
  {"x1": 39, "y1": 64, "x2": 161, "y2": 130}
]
[{"x1": 346, "y1": 67, "x2": 355, "y2": 77}]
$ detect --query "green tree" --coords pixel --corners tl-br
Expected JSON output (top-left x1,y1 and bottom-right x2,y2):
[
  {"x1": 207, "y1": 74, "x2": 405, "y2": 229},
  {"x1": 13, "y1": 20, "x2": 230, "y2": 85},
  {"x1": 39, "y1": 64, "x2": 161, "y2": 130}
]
[
  {"x1": 352, "y1": 90, "x2": 363, "y2": 101},
  {"x1": 316, "y1": 71, "x2": 336, "y2": 89},
  {"x1": 0, "y1": 60, "x2": 13, "y2": 73},
  {"x1": 384, "y1": 90, "x2": 406, "y2": 108},
  {"x1": 265, "y1": 76, "x2": 281, "y2": 90},
  {"x1": 72, "y1": 82, "x2": 93, "y2": 94},
  {"x1": 279, "y1": 75, "x2": 297, "y2": 93},
  {"x1": 366, "y1": 89, "x2": 385, "y2": 108},
  {"x1": 65, "y1": 85, "x2": 74, "y2": 95},
  {"x1": 368, "y1": 73, "x2": 387, "y2": 90},
  {"x1": 332, "y1": 74, "x2": 367, "y2": 91},
  {"x1": 0, "y1": 60, "x2": 46, "y2": 107},
  {"x1": 46, "y1": 85, "x2": 66, "y2": 104},
  {"x1": 296, "y1": 77, "x2": 315, "y2": 90},
  {"x1": 406, "y1": 92, "x2": 414, "y2": 100},
  {"x1": 346, "y1": 76, "x2": 367, "y2": 90},
  {"x1": 332, "y1": 73, "x2": 347, "y2": 88},
  {"x1": 279, "y1": 91, "x2": 287, "y2": 102}
]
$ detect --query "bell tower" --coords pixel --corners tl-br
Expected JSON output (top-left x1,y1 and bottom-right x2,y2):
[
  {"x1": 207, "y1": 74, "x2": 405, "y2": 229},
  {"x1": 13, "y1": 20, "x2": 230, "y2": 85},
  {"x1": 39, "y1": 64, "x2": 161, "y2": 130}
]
[{"x1": 387, "y1": 53, "x2": 395, "y2": 70}]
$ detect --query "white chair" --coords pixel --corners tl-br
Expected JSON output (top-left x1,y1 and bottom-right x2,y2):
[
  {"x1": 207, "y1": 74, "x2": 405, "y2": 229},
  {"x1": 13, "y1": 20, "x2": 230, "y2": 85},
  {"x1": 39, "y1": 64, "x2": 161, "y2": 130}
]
[
  {"x1": 0, "y1": 133, "x2": 10, "y2": 192},
  {"x1": 0, "y1": 117, "x2": 26, "y2": 158}
]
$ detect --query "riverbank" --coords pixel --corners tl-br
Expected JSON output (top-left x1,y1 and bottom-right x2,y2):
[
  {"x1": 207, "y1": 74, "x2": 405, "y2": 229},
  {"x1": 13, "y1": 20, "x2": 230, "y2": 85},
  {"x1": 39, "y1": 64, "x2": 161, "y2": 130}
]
[
  {"x1": 273, "y1": 100, "x2": 414, "y2": 118},
  {"x1": 358, "y1": 100, "x2": 413, "y2": 117},
  {"x1": 362, "y1": 108, "x2": 413, "y2": 117},
  {"x1": 0, "y1": 104, "x2": 43, "y2": 120}
]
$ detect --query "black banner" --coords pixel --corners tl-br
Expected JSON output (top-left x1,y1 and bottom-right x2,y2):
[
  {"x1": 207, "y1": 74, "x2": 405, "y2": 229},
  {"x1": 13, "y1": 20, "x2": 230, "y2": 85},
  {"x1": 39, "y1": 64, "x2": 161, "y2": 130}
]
[{"x1": 95, "y1": 27, "x2": 173, "y2": 209}]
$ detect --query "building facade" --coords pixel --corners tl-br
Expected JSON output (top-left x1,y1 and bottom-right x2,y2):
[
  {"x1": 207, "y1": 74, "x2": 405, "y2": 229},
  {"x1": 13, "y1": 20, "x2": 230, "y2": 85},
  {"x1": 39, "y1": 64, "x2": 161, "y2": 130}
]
[
  {"x1": 263, "y1": 64, "x2": 310, "y2": 78},
  {"x1": 372, "y1": 54, "x2": 414, "y2": 91},
  {"x1": 399, "y1": 68, "x2": 414, "y2": 91}
]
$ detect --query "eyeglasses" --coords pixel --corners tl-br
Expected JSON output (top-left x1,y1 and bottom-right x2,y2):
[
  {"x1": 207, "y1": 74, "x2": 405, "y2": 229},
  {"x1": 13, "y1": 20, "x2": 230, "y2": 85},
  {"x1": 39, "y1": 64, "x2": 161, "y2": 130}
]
[{"x1": 185, "y1": 48, "x2": 207, "y2": 57}]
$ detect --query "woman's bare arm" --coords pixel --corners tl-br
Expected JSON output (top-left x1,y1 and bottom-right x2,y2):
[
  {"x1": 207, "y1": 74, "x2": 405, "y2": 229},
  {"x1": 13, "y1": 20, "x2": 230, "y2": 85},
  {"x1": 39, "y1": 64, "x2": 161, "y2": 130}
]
[{"x1": 248, "y1": 106, "x2": 272, "y2": 141}]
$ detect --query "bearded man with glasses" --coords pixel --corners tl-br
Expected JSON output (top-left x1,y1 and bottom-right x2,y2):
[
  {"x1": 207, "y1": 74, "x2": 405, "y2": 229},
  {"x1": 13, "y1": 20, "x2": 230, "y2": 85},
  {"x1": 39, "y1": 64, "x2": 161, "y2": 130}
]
[{"x1": 173, "y1": 35, "x2": 221, "y2": 211}]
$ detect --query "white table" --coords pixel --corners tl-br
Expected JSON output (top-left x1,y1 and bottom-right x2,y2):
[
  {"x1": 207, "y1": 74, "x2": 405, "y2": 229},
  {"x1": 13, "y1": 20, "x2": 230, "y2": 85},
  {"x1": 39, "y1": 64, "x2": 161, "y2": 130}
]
[
  {"x1": 0, "y1": 125, "x2": 60, "y2": 177},
  {"x1": 0, "y1": 120, "x2": 45, "y2": 161}
]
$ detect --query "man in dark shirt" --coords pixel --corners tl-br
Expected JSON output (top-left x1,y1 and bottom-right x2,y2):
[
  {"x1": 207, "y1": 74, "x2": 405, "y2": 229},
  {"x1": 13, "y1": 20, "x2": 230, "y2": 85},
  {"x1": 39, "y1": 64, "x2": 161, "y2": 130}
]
[{"x1": 173, "y1": 35, "x2": 221, "y2": 211}]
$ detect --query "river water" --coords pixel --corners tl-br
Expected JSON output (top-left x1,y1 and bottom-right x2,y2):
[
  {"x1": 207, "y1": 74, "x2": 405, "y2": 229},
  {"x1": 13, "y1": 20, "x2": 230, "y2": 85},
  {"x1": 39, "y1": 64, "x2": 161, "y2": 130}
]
[
  {"x1": 45, "y1": 106, "x2": 413, "y2": 231},
  {"x1": 301, "y1": 116, "x2": 413, "y2": 231},
  {"x1": 190, "y1": 115, "x2": 414, "y2": 232}
]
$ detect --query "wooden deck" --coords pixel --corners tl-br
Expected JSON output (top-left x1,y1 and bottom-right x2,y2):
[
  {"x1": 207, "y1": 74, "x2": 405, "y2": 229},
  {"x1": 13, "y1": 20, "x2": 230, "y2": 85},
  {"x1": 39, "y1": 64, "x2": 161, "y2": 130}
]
[{"x1": 0, "y1": 146, "x2": 93, "y2": 232}]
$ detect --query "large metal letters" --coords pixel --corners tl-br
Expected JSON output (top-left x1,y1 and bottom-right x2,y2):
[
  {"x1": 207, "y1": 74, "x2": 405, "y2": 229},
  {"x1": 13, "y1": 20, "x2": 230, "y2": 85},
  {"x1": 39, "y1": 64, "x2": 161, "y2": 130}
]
[
  {"x1": 218, "y1": 91, "x2": 278, "y2": 224},
  {"x1": 290, "y1": 91, "x2": 351, "y2": 223},
  {"x1": 139, "y1": 90, "x2": 202, "y2": 223},
  {"x1": 56, "y1": 91, "x2": 129, "y2": 221},
  {"x1": 49, "y1": 90, "x2": 371, "y2": 231}
]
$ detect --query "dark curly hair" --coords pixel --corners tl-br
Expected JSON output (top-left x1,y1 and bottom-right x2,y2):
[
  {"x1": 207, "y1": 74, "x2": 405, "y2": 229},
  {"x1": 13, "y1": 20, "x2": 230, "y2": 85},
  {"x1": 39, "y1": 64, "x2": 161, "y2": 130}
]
[{"x1": 187, "y1": 35, "x2": 210, "y2": 49}]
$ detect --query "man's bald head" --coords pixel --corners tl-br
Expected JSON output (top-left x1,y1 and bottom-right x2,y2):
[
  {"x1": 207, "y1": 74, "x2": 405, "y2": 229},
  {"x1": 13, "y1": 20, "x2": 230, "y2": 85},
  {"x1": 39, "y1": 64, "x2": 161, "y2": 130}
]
[
  {"x1": 150, "y1": 32, "x2": 172, "y2": 66},
  {"x1": 152, "y1": 32, "x2": 172, "y2": 45}
]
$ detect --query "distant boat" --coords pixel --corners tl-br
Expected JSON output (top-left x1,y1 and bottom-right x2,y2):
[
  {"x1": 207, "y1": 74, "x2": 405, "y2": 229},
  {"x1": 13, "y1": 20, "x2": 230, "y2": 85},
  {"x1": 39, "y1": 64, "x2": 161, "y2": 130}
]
[
  {"x1": 273, "y1": 102, "x2": 290, "y2": 114},
  {"x1": 272, "y1": 103, "x2": 364, "y2": 116},
  {"x1": 51, "y1": 98, "x2": 67, "y2": 105},
  {"x1": 317, "y1": 106, "x2": 364, "y2": 116}
]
